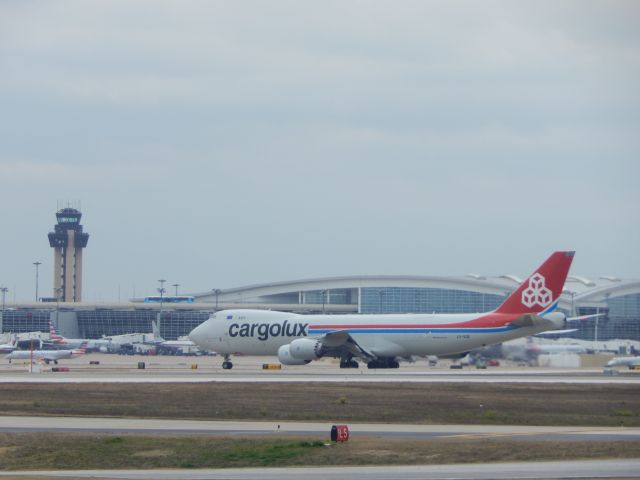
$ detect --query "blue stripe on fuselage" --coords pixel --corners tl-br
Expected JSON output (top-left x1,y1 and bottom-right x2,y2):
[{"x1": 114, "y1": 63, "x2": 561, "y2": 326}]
[
  {"x1": 308, "y1": 326, "x2": 516, "y2": 335},
  {"x1": 540, "y1": 300, "x2": 559, "y2": 316}
]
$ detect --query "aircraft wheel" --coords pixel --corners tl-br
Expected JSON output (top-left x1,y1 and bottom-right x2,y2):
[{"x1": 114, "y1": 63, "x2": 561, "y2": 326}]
[{"x1": 222, "y1": 361, "x2": 233, "y2": 370}]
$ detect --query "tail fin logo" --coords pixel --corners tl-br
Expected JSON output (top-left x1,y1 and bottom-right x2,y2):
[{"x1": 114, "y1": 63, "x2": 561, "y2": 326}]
[{"x1": 521, "y1": 273, "x2": 553, "y2": 308}]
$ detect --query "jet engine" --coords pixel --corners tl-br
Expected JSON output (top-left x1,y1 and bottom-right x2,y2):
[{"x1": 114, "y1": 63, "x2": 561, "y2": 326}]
[
  {"x1": 277, "y1": 338, "x2": 325, "y2": 365},
  {"x1": 277, "y1": 344, "x2": 311, "y2": 365},
  {"x1": 289, "y1": 338, "x2": 324, "y2": 360}
]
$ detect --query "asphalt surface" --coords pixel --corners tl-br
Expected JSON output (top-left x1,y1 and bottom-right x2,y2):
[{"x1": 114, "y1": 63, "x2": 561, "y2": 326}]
[
  {"x1": 1, "y1": 353, "x2": 638, "y2": 384},
  {"x1": 1, "y1": 354, "x2": 639, "y2": 479},
  {"x1": 1, "y1": 416, "x2": 639, "y2": 442},
  {"x1": 2, "y1": 460, "x2": 640, "y2": 479}
]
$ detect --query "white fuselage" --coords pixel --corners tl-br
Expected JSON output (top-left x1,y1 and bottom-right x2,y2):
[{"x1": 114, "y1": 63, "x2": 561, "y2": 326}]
[
  {"x1": 607, "y1": 356, "x2": 640, "y2": 367},
  {"x1": 5, "y1": 349, "x2": 78, "y2": 362},
  {"x1": 189, "y1": 309, "x2": 553, "y2": 359},
  {"x1": 0, "y1": 343, "x2": 17, "y2": 354},
  {"x1": 56, "y1": 338, "x2": 110, "y2": 350}
]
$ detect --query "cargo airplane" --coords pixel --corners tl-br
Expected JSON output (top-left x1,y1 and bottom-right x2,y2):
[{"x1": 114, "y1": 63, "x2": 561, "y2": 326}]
[{"x1": 189, "y1": 251, "x2": 575, "y2": 369}]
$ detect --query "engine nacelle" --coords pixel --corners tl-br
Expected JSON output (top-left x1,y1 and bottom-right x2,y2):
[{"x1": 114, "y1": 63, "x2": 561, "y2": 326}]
[
  {"x1": 289, "y1": 338, "x2": 325, "y2": 360},
  {"x1": 277, "y1": 344, "x2": 311, "y2": 365}
]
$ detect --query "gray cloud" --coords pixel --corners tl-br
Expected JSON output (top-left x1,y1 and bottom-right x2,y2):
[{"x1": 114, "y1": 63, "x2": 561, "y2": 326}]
[{"x1": 0, "y1": 1, "x2": 638, "y2": 301}]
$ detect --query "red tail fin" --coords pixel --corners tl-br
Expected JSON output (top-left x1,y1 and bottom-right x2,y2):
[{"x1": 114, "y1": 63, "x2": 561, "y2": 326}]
[
  {"x1": 72, "y1": 341, "x2": 88, "y2": 355},
  {"x1": 495, "y1": 251, "x2": 574, "y2": 315},
  {"x1": 49, "y1": 320, "x2": 65, "y2": 344}
]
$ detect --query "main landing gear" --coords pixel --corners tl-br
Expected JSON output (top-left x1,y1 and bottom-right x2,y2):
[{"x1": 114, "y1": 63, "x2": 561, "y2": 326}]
[
  {"x1": 340, "y1": 356, "x2": 359, "y2": 369},
  {"x1": 367, "y1": 357, "x2": 400, "y2": 369},
  {"x1": 222, "y1": 355, "x2": 233, "y2": 370}
]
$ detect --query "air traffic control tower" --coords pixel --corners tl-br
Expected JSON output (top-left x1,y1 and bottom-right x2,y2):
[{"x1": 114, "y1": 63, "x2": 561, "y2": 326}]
[{"x1": 48, "y1": 207, "x2": 89, "y2": 302}]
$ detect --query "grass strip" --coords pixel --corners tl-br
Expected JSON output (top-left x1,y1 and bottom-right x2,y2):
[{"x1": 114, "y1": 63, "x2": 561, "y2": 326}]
[
  {"x1": 1, "y1": 382, "x2": 639, "y2": 426},
  {"x1": 1, "y1": 433, "x2": 640, "y2": 470}
]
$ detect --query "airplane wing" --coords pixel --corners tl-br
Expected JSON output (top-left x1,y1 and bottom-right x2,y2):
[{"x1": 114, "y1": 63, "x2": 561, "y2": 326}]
[{"x1": 318, "y1": 330, "x2": 376, "y2": 360}]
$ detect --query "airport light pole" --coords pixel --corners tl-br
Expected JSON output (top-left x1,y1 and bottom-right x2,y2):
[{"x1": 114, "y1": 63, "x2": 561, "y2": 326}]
[
  {"x1": 33, "y1": 261, "x2": 41, "y2": 302},
  {"x1": 158, "y1": 279, "x2": 166, "y2": 328},
  {"x1": 172, "y1": 283, "x2": 180, "y2": 296},
  {"x1": 55, "y1": 286, "x2": 62, "y2": 335},
  {"x1": 158, "y1": 278, "x2": 166, "y2": 314},
  {"x1": 1, "y1": 287, "x2": 7, "y2": 317},
  {"x1": 213, "y1": 289, "x2": 221, "y2": 310}
]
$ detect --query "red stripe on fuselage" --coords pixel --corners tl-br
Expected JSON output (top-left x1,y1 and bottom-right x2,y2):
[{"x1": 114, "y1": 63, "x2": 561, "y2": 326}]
[{"x1": 307, "y1": 313, "x2": 515, "y2": 330}]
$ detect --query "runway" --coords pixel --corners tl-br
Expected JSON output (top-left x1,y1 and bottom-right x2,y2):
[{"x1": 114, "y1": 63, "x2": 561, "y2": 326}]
[
  {"x1": 1, "y1": 353, "x2": 638, "y2": 384},
  {"x1": 1, "y1": 355, "x2": 639, "y2": 480},
  {"x1": 2, "y1": 416, "x2": 639, "y2": 442},
  {"x1": 2, "y1": 460, "x2": 640, "y2": 479}
]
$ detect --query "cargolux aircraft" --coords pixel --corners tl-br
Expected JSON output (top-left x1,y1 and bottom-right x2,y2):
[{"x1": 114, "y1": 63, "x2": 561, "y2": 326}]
[{"x1": 189, "y1": 251, "x2": 575, "y2": 369}]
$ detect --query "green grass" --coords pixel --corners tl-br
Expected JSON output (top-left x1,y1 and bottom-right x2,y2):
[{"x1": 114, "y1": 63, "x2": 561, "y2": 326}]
[
  {"x1": 1, "y1": 433, "x2": 640, "y2": 471},
  {"x1": 1, "y1": 382, "x2": 640, "y2": 427}
]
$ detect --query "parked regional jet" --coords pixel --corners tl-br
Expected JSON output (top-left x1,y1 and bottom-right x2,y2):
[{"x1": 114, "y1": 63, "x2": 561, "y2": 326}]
[
  {"x1": 5, "y1": 342, "x2": 88, "y2": 364},
  {"x1": 606, "y1": 356, "x2": 640, "y2": 368},
  {"x1": 49, "y1": 320, "x2": 110, "y2": 351},
  {"x1": 0, "y1": 334, "x2": 17, "y2": 354},
  {"x1": 151, "y1": 319, "x2": 200, "y2": 354},
  {"x1": 189, "y1": 251, "x2": 575, "y2": 369}
]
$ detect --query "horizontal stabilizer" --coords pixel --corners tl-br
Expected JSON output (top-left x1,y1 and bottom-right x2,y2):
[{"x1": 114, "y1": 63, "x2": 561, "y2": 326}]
[{"x1": 535, "y1": 329, "x2": 578, "y2": 336}]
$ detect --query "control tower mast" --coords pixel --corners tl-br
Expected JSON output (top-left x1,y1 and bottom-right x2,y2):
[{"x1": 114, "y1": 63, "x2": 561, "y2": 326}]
[{"x1": 47, "y1": 205, "x2": 90, "y2": 302}]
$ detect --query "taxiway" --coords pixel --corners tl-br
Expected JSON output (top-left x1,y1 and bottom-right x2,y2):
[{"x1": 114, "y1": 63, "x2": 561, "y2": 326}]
[
  {"x1": 1, "y1": 353, "x2": 637, "y2": 384},
  {"x1": 1, "y1": 416, "x2": 639, "y2": 442}
]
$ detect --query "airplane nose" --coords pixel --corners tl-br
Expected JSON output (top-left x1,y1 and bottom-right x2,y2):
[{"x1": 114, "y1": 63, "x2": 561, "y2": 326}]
[{"x1": 189, "y1": 323, "x2": 206, "y2": 346}]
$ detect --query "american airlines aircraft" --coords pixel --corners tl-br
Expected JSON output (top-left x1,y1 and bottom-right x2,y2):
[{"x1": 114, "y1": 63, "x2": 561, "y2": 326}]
[
  {"x1": 0, "y1": 334, "x2": 17, "y2": 354},
  {"x1": 5, "y1": 342, "x2": 88, "y2": 364},
  {"x1": 189, "y1": 251, "x2": 575, "y2": 369},
  {"x1": 49, "y1": 320, "x2": 110, "y2": 351}
]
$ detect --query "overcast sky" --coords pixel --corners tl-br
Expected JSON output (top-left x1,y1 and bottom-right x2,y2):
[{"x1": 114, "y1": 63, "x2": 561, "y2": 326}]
[{"x1": 1, "y1": 1, "x2": 638, "y2": 302}]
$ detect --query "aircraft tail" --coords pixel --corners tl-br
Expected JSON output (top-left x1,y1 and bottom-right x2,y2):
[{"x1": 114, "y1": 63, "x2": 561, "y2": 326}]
[
  {"x1": 494, "y1": 251, "x2": 574, "y2": 315},
  {"x1": 72, "y1": 341, "x2": 88, "y2": 356},
  {"x1": 49, "y1": 320, "x2": 66, "y2": 345},
  {"x1": 152, "y1": 317, "x2": 164, "y2": 342}
]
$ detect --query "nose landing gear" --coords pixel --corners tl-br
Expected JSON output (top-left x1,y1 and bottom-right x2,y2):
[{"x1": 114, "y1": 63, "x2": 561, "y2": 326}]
[{"x1": 222, "y1": 355, "x2": 233, "y2": 370}]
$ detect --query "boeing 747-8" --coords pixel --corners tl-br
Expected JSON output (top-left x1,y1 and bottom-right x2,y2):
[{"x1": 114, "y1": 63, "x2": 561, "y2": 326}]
[{"x1": 189, "y1": 251, "x2": 575, "y2": 369}]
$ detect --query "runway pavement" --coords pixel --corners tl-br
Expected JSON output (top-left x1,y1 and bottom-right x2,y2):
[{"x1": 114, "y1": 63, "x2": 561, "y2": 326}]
[
  {"x1": 1, "y1": 353, "x2": 638, "y2": 384},
  {"x1": 1, "y1": 355, "x2": 639, "y2": 479},
  {"x1": 1, "y1": 416, "x2": 639, "y2": 442},
  {"x1": 2, "y1": 460, "x2": 640, "y2": 479}
]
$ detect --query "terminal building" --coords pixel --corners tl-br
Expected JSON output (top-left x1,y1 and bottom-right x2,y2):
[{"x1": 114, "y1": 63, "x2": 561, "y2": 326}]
[
  {"x1": 1, "y1": 274, "x2": 639, "y2": 342},
  {"x1": 1, "y1": 206, "x2": 638, "y2": 343}
]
